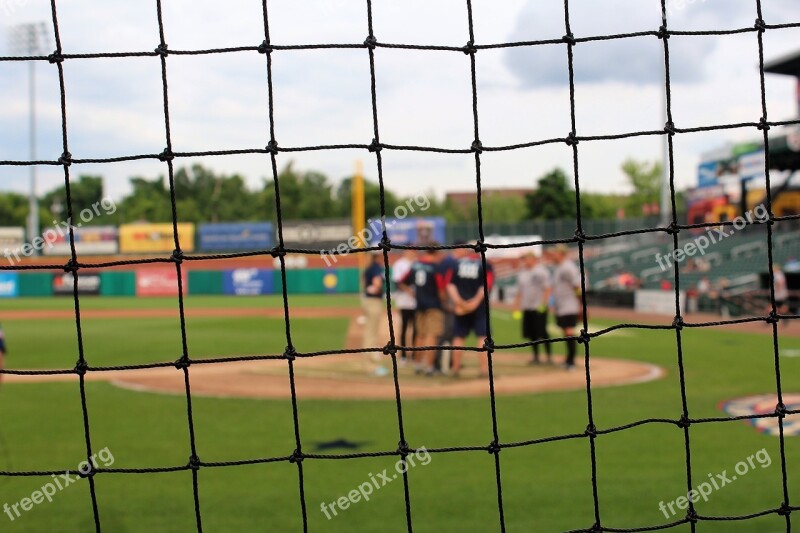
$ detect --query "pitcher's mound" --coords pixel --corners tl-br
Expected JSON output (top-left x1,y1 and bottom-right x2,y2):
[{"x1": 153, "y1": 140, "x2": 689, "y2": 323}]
[{"x1": 109, "y1": 353, "x2": 663, "y2": 400}]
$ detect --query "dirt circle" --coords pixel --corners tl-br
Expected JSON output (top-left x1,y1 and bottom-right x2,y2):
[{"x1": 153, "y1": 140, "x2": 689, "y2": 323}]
[{"x1": 107, "y1": 354, "x2": 663, "y2": 400}]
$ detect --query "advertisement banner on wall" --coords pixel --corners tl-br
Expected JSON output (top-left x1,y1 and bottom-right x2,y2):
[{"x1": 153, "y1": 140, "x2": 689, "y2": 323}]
[
  {"x1": 281, "y1": 219, "x2": 352, "y2": 249},
  {"x1": 0, "y1": 272, "x2": 18, "y2": 297},
  {"x1": 635, "y1": 289, "x2": 685, "y2": 315},
  {"x1": 119, "y1": 223, "x2": 195, "y2": 253},
  {"x1": 323, "y1": 269, "x2": 339, "y2": 294},
  {"x1": 367, "y1": 217, "x2": 446, "y2": 246},
  {"x1": 198, "y1": 222, "x2": 273, "y2": 252},
  {"x1": 43, "y1": 226, "x2": 119, "y2": 256},
  {"x1": 0, "y1": 227, "x2": 25, "y2": 252},
  {"x1": 52, "y1": 272, "x2": 101, "y2": 296},
  {"x1": 223, "y1": 268, "x2": 273, "y2": 295},
  {"x1": 136, "y1": 268, "x2": 186, "y2": 296}
]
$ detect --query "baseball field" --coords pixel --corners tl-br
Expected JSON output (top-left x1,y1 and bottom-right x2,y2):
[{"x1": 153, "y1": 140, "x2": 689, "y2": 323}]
[{"x1": 1, "y1": 295, "x2": 800, "y2": 532}]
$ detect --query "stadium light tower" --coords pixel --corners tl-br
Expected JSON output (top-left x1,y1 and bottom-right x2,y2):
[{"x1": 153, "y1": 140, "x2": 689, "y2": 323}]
[{"x1": 9, "y1": 22, "x2": 49, "y2": 250}]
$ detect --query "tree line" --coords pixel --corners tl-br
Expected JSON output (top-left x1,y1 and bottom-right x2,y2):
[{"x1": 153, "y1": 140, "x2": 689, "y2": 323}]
[{"x1": 0, "y1": 159, "x2": 680, "y2": 228}]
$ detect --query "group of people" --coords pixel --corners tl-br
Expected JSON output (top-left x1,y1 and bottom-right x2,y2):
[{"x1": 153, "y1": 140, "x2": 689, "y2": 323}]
[
  {"x1": 363, "y1": 243, "x2": 493, "y2": 377},
  {"x1": 362, "y1": 242, "x2": 584, "y2": 376}
]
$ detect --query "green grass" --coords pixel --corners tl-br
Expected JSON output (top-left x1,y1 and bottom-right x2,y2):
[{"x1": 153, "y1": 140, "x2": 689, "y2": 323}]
[{"x1": 1, "y1": 296, "x2": 799, "y2": 531}]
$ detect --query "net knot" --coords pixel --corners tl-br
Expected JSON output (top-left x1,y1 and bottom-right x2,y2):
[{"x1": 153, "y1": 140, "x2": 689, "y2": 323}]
[
  {"x1": 397, "y1": 440, "x2": 410, "y2": 456},
  {"x1": 463, "y1": 41, "x2": 477, "y2": 55},
  {"x1": 471, "y1": 140, "x2": 483, "y2": 154},
  {"x1": 686, "y1": 508, "x2": 699, "y2": 522},
  {"x1": 155, "y1": 43, "x2": 169, "y2": 57},
  {"x1": 382, "y1": 342, "x2": 397, "y2": 356},
  {"x1": 672, "y1": 315, "x2": 684, "y2": 330},
  {"x1": 657, "y1": 26, "x2": 670, "y2": 40},
  {"x1": 487, "y1": 441, "x2": 501, "y2": 455},
  {"x1": 778, "y1": 502, "x2": 792, "y2": 516},
  {"x1": 78, "y1": 463, "x2": 95, "y2": 478},
  {"x1": 766, "y1": 310, "x2": 779, "y2": 325},
  {"x1": 265, "y1": 140, "x2": 279, "y2": 154},
  {"x1": 482, "y1": 337, "x2": 495, "y2": 352},
  {"x1": 677, "y1": 415, "x2": 691, "y2": 429},
  {"x1": 574, "y1": 229, "x2": 586, "y2": 243},
  {"x1": 257, "y1": 40, "x2": 272, "y2": 54},
  {"x1": 577, "y1": 329, "x2": 590, "y2": 344},
  {"x1": 368, "y1": 138, "x2": 382, "y2": 153},
  {"x1": 775, "y1": 402, "x2": 787, "y2": 419},
  {"x1": 364, "y1": 35, "x2": 378, "y2": 50},
  {"x1": 158, "y1": 148, "x2": 174, "y2": 162},
  {"x1": 472, "y1": 240, "x2": 487, "y2": 254},
  {"x1": 284, "y1": 346, "x2": 297, "y2": 361},
  {"x1": 588, "y1": 523, "x2": 603, "y2": 533},
  {"x1": 74, "y1": 359, "x2": 89, "y2": 376},
  {"x1": 174, "y1": 356, "x2": 191, "y2": 370},
  {"x1": 665, "y1": 222, "x2": 680, "y2": 235},
  {"x1": 565, "y1": 132, "x2": 579, "y2": 147},
  {"x1": 189, "y1": 454, "x2": 201, "y2": 470},
  {"x1": 289, "y1": 449, "x2": 304, "y2": 464},
  {"x1": 47, "y1": 51, "x2": 64, "y2": 64},
  {"x1": 584, "y1": 424, "x2": 597, "y2": 438},
  {"x1": 58, "y1": 151, "x2": 73, "y2": 166},
  {"x1": 63, "y1": 258, "x2": 79, "y2": 273},
  {"x1": 757, "y1": 117, "x2": 770, "y2": 131},
  {"x1": 270, "y1": 246, "x2": 285, "y2": 258},
  {"x1": 754, "y1": 18, "x2": 767, "y2": 33},
  {"x1": 562, "y1": 33, "x2": 576, "y2": 46},
  {"x1": 378, "y1": 238, "x2": 391, "y2": 252},
  {"x1": 171, "y1": 249, "x2": 184, "y2": 264},
  {"x1": 664, "y1": 121, "x2": 676, "y2": 136}
]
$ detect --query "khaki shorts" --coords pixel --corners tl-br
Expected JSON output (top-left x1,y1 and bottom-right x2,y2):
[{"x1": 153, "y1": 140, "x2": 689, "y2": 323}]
[{"x1": 414, "y1": 308, "x2": 445, "y2": 338}]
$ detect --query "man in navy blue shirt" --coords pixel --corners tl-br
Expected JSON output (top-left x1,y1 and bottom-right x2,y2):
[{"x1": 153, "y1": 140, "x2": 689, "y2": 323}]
[
  {"x1": 362, "y1": 252, "x2": 385, "y2": 361},
  {"x1": 400, "y1": 248, "x2": 446, "y2": 375},
  {"x1": 446, "y1": 247, "x2": 494, "y2": 377},
  {"x1": 434, "y1": 246, "x2": 461, "y2": 372}
]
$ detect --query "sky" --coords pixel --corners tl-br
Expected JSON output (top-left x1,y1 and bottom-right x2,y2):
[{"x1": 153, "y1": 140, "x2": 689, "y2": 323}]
[{"x1": 0, "y1": 0, "x2": 798, "y2": 205}]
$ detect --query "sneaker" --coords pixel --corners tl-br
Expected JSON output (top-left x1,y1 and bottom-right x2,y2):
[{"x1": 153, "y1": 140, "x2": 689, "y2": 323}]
[{"x1": 527, "y1": 359, "x2": 540, "y2": 366}]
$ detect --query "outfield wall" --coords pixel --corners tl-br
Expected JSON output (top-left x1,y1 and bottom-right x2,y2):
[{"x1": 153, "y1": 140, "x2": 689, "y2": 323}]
[{"x1": 0, "y1": 267, "x2": 361, "y2": 297}]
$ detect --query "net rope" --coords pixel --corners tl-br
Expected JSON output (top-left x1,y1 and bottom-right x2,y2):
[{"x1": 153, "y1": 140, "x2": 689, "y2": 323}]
[{"x1": 0, "y1": 0, "x2": 799, "y2": 531}]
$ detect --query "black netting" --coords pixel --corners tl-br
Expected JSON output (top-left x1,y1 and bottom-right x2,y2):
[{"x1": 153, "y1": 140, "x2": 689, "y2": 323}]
[{"x1": 1, "y1": 0, "x2": 800, "y2": 531}]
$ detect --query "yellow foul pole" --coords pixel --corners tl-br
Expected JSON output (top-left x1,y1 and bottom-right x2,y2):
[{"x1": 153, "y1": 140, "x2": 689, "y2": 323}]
[{"x1": 352, "y1": 160, "x2": 366, "y2": 274}]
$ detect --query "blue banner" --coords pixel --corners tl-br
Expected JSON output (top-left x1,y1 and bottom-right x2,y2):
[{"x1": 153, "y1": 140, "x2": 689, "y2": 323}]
[
  {"x1": 198, "y1": 223, "x2": 273, "y2": 252},
  {"x1": 697, "y1": 161, "x2": 718, "y2": 188},
  {"x1": 368, "y1": 217, "x2": 446, "y2": 246},
  {"x1": 223, "y1": 268, "x2": 274, "y2": 295},
  {"x1": 0, "y1": 272, "x2": 18, "y2": 298}
]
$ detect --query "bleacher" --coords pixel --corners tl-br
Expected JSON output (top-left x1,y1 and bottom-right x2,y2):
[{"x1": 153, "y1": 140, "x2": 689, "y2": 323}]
[{"x1": 584, "y1": 224, "x2": 800, "y2": 292}]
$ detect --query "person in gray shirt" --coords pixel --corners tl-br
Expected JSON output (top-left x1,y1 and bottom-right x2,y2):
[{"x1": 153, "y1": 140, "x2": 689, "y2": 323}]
[
  {"x1": 515, "y1": 251, "x2": 552, "y2": 364},
  {"x1": 551, "y1": 244, "x2": 582, "y2": 370}
]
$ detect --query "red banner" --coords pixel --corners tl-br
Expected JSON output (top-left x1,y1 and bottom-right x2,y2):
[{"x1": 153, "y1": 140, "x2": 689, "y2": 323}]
[{"x1": 135, "y1": 268, "x2": 187, "y2": 297}]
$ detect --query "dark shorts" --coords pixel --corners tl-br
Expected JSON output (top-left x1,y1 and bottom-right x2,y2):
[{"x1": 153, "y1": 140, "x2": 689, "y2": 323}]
[
  {"x1": 453, "y1": 308, "x2": 488, "y2": 338},
  {"x1": 522, "y1": 310, "x2": 548, "y2": 339},
  {"x1": 556, "y1": 314, "x2": 578, "y2": 329}
]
